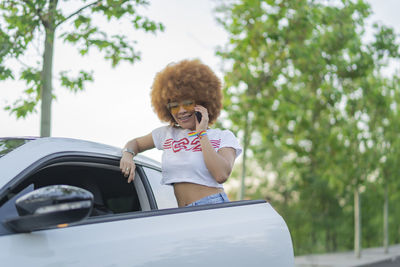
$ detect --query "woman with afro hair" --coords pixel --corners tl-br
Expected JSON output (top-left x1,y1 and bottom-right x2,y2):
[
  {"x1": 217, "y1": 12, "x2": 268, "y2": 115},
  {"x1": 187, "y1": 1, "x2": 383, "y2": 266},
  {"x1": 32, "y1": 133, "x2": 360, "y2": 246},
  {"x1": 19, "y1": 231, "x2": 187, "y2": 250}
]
[{"x1": 120, "y1": 59, "x2": 242, "y2": 207}]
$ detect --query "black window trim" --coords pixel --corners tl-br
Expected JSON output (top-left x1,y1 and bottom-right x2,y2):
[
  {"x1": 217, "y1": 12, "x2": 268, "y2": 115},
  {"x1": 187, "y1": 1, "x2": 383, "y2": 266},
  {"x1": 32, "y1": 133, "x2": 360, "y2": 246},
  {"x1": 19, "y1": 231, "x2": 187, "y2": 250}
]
[{"x1": 35, "y1": 199, "x2": 268, "y2": 231}]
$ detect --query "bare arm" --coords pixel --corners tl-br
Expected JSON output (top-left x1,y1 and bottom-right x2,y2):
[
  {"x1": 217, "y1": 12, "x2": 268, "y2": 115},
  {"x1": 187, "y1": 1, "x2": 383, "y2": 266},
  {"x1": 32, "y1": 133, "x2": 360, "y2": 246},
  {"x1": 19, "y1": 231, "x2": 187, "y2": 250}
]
[
  {"x1": 120, "y1": 133, "x2": 155, "y2": 183},
  {"x1": 194, "y1": 104, "x2": 237, "y2": 184},
  {"x1": 200, "y1": 138, "x2": 236, "y2": 184}
]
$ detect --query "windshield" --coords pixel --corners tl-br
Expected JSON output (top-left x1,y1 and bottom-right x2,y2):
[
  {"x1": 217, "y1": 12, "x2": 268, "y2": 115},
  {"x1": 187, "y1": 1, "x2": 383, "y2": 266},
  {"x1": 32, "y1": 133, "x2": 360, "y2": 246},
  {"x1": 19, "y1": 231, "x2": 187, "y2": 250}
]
[{"x1": 0, "y1": 138, "x2": 33, "y2": 158}]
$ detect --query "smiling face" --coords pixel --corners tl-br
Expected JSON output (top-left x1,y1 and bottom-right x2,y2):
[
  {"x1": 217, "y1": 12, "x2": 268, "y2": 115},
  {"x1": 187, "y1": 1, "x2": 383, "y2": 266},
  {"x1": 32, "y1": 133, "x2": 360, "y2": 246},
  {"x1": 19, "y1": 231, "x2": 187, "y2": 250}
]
[
  {"x1": 167, "y1": 99, "x2": 196, "y2": 130},
  {"x1": 151, "y1": 59, "x2": 222, "y2": 126}
]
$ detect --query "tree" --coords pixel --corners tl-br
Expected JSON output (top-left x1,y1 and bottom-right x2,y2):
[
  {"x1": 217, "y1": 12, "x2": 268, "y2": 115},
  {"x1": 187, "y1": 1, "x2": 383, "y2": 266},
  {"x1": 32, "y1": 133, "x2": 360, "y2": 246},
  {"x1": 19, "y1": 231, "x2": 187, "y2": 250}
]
[
  {"x1": 365, "y1": 25, "x2": 400, "y2": 252},
  {"x1": 0, "y1": 0, "x2": 164, "y2": 136},
  {"x1": 216, "y1": 0, "x2": 400, "y2": 255}
]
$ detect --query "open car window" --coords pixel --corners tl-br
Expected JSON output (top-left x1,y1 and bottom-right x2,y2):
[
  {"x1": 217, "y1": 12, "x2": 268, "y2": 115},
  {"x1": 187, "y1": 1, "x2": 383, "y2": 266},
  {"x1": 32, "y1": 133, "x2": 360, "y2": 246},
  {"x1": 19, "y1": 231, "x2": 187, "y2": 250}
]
[
  {"x1": 31, "y1": 163, "x2": 141, "y2": 216},
  {"x1": 0, "y1": 158, "x2": 152, "y2": 235}
]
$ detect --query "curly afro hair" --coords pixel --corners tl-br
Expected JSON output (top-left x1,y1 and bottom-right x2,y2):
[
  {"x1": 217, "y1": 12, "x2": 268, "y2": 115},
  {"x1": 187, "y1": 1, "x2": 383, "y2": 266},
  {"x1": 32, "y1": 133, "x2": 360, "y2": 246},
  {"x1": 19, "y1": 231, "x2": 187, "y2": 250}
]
[{"x1": 151, "y1": 59, "x2": 222, "y2": 126}]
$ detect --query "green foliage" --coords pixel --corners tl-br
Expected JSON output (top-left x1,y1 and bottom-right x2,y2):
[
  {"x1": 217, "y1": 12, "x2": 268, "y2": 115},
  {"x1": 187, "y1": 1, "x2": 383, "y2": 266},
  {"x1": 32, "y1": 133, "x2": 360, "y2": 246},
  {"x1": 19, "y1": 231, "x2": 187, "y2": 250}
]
[
  {"x1": 60, "y1": 70, "x2": 94, "y2": 93},
  {"x1": 218, "y1": 0, "x2": 400, "y2": 255},
  {"x1": 0, "y1": 0, "x2": 164, "y2": 127},
  {"x1": 4, "y1": 99, "x2": 37, "y2": 118},
  {"x1": 4, "y1": 66, "x2": 42, "y2": 118},
  {"x1": 0, "y1": 66, "x2": 13, "y2": 80}
]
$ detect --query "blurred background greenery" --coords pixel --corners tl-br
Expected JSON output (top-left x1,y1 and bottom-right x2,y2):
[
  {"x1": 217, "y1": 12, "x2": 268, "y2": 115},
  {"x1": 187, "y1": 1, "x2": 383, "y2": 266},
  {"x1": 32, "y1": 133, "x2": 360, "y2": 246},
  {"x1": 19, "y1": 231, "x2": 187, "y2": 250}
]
[{"x1": 216, "y1": 0, "x2": 400, "y2": 257}]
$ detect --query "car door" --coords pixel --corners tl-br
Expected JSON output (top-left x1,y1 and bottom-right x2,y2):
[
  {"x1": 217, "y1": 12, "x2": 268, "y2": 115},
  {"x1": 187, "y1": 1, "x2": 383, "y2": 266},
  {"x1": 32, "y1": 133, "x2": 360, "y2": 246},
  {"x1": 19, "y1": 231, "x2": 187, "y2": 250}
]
[
  {"x1": 0, "y1": 200, "x2": 292, "y2": 266},
  {"x1": 0, "y1": 150, "x2": 293, "y2": 266}
]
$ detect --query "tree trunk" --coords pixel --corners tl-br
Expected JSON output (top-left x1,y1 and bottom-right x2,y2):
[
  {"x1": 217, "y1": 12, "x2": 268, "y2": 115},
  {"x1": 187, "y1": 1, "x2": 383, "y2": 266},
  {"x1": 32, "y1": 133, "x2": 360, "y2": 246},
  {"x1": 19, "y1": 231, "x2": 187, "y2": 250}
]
[
  {"x1": 333, "y1": 231, "x2": 337, "y2": 251},
  {"x1": 326, "y1": 228, "x2": 330, "y2": 252},
  {"x1": 383, "y1": 183, "x2": 389, "y2": 254},
  {"x1": 238, "y1": 111, "x2": 249, "y2": 200},
  {"x1": 311, "y1": 229, "x2": 317, "y2": 253},
  {"x1": 40, "y1": 0, "x2": 58, "y2": 137},
  {"x1": 354, "y1": 186, "x2": 361, "y2": 258}
]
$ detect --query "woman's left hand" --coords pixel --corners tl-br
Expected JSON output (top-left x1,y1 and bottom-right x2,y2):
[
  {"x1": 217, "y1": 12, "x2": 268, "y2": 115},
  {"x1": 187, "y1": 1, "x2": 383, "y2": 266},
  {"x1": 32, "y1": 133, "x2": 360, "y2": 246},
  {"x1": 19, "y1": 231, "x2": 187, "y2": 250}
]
[{"x1": 194, "y1": 105, "x2": 209, "y2": 132}]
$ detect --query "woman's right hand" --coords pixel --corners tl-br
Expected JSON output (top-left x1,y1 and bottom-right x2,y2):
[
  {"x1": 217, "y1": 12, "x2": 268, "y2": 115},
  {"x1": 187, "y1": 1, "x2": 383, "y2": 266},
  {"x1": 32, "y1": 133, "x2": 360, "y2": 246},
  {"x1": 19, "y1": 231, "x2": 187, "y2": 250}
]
[
  {"x1": 119, "y1": 133, "x2": 155, "y2": 183},
  {"x1": 120, "y1": 152, "x2": 136, "y2": 183}
]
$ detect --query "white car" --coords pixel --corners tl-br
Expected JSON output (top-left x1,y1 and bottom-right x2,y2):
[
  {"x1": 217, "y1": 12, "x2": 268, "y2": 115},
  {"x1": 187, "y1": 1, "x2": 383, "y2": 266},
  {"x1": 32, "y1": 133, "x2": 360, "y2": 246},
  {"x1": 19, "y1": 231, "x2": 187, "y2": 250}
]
[{"x1": 0, "y1": 137, "x2": 294, "y2": 266}]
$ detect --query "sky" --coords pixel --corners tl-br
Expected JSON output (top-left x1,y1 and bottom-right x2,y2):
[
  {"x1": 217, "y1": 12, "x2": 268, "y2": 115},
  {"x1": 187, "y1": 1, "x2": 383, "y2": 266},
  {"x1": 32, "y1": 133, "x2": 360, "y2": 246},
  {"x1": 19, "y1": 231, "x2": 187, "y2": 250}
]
[{"x1": 1, "y1": 0, "x2": 399, "y2": 162}]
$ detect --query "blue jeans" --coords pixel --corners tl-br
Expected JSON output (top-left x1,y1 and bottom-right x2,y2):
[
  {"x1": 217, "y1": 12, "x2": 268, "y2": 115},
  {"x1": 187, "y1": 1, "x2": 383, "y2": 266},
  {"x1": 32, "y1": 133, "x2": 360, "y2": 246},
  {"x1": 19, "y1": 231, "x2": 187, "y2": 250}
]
[{"x1": 186, "y1": 192, "x2": 230, "y2": 207}]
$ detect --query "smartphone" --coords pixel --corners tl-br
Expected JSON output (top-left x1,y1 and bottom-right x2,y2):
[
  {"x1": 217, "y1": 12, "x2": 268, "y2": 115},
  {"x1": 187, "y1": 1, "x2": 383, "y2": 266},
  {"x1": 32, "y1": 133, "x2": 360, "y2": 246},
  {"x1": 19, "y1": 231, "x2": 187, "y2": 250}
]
[{"x1": 195, "y1": 111, "x2": 202, "y2": 123}]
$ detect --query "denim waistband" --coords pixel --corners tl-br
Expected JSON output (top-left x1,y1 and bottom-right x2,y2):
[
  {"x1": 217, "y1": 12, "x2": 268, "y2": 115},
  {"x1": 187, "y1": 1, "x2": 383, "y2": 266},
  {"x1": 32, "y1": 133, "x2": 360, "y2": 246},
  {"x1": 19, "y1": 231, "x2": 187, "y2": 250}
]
[{"x1": 186, "y1": 192, "x2": 230, "y2": 207}]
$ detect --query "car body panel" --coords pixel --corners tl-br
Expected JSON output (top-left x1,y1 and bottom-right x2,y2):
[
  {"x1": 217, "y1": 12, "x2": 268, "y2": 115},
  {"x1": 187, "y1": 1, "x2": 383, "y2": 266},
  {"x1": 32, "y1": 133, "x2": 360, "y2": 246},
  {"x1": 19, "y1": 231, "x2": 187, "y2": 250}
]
[{"x1": 0, "y1": 202, "x2": 293, "y2": 266}]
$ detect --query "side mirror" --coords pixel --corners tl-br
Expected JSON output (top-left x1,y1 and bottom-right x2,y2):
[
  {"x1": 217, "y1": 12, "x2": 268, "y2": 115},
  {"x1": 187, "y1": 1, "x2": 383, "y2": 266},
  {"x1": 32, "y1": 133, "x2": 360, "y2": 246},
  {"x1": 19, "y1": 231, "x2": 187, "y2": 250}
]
[{"x1": 4, "y1": 185, "x2": 93, "y2": 233}]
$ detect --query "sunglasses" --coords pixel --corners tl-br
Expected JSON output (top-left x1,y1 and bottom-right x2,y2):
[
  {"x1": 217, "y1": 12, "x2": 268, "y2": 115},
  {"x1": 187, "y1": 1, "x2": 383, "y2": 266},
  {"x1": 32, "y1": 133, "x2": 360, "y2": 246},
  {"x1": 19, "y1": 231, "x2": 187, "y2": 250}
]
[{"x1": 166, "y1": 100, "x2": 195, "y2": 114}]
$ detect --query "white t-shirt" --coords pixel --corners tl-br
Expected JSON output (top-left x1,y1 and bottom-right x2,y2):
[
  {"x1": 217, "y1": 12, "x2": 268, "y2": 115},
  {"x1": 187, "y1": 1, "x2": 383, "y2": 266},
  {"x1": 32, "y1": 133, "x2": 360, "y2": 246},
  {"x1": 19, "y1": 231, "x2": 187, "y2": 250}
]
[{"x1": 152, "y1": 126, "x2": 242, "y2": 188}]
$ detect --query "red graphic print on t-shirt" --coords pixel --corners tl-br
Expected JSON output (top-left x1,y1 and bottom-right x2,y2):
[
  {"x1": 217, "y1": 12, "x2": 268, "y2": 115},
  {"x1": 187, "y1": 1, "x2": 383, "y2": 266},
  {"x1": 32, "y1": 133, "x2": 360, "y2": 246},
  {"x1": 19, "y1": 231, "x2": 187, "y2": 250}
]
[{"x1": 163, "y1": 137, "x2": 221, "y2": 152}]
